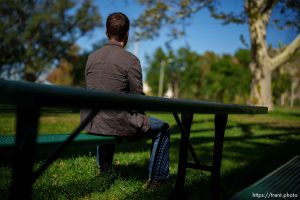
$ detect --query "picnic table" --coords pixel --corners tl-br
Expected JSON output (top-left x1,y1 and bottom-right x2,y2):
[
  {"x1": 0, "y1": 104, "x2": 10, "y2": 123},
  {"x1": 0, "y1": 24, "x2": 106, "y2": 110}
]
[{"x1": 0, "y1": 80, "x2": 267, "y2": 200}]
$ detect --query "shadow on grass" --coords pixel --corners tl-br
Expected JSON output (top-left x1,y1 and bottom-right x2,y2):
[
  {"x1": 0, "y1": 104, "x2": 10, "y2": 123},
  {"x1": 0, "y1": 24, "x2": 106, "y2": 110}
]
[
  {"x1": 289, "y1": 113, "x2": 300, "y2": 117},
  {"x1": 1, "y1": 118, "x2": 300, "y2": 199},
  {"x1": 171, "y1": 119, "x2": 300, "y2": 137},
  {"x1": 33, "y1": 173, "x2": 117, "y2": 199},
  {"x1": 220, "y1": 136, "x2": 300, "y2": 199},
  {"x1": 0, "y1": 139, "x2": 153, "y2": 165},
  {"x1": 167, "y1": 120, "x2": 300, "y2": 199}
]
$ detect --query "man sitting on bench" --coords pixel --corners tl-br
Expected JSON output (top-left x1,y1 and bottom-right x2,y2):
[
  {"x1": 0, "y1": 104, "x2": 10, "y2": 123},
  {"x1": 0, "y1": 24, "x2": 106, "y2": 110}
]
[{"x1": 80, "y1": 12, "x2": 170, "y2": 188}]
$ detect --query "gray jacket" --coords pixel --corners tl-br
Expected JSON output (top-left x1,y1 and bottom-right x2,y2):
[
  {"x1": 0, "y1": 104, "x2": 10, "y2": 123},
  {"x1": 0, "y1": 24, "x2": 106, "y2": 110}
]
[{"x1": 80, "y1": 40, "x2": 150, "y2": 136}]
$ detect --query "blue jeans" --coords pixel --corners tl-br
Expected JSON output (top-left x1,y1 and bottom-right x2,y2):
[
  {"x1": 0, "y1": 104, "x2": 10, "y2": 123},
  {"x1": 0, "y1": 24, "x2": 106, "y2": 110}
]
[{"x1": 96, "y1": 117, "x2": 170, "y2": 180}]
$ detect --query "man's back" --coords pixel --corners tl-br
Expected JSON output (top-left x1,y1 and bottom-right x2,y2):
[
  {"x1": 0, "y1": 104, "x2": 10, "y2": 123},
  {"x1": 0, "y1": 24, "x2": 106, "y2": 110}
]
[
  {"x1": 81, "y1": 40, "x2": 150, "y2": 136},
  {"x1": 86, "y1": 41, "x2": 137, "y2": 93}
]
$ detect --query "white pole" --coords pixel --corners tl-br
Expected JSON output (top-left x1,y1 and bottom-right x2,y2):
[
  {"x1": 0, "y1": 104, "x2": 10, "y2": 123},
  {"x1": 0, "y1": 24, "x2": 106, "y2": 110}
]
[{"x1": 158, "y1": 60, "x2": 166, "y2": 97}]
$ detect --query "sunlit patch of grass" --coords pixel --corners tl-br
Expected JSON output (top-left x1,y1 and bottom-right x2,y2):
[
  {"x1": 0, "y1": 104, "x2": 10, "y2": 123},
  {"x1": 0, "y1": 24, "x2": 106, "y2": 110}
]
[
  {"x1": 0, "y1": 107, "x2": 299, "y2": 199},
  {"x1": 0, "y1": 113, "x2": 15, "y2": 135}
]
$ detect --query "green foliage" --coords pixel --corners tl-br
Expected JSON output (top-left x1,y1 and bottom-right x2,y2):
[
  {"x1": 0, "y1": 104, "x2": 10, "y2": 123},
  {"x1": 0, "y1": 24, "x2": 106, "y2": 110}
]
[
  {"x1": 71, "y1": 52, "x2": 88, "y2": 86},
  {"x1": 272, "y1": 71, "x2": 292, "y2": 103},
  {"x1": 146, "y1": 47, "x2": 205, "y2": 98},
  {"x1": 204, "y1": 54, "x2": 251, "y2": 103},
  {"x1": 234, "y1": 48, "x2": 251, "y2": 67},
  {"x1": 0, "y1": 0, "x2": 101, "y2": 81},
  {"x1": 145, "y1": 48, "x2": 169, "y2": 95},
  {"x1": 175, "y1": 48, "x2": 203, "y2": 99},
  {"x1": 146, "y1": 48, "x2": 251, "y2": 103},
  {"x1": 71, "y1": 39, "x2": 107, "y2": 86}
]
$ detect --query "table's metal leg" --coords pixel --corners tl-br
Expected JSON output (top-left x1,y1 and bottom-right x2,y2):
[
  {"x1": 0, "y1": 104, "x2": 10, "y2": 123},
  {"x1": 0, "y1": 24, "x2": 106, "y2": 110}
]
[
  {"x1": 212, "y1": 114, "x2": 228, "y2": 200},
  {"x1": 33, "y1": 109, "x2": 99, "y2": 181},
  {"x1": 10, "y1": 105, "x2": 40, "y2": 200},
  {"x1": 173, "y1": 113, "x2": 193, "y2": 192}
]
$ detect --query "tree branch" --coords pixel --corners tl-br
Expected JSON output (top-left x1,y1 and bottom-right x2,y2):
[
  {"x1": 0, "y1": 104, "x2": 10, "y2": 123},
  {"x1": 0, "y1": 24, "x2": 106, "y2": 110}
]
[
  {"x1": 261, "y1": 0, "x2": 279, "y2": 26},
  {"x1": 271, "y1": 35, "x2": 300, "y2": 70},
  {"x1": 260, "y1": 0, "x2": 278, "y2": 14}
]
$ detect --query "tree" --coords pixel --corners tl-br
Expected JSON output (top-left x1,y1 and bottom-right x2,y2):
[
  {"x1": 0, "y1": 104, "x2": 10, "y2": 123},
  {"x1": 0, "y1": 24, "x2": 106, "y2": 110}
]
[
  {"x1": 272, "y1": 50, "x2": 300, "y2": 106},
  {"x1": 146, "y1": 47, "x2": 252, "y2": 103},
  {"x1": 272, "y1": 71, "x2": 292, "y2": 105},
  {"x1": 0, "y1": 0, "x2": 101, "y2": 81},
  {"x1": 146, "y1": 47, "x2": 204, "y2": 98},
  {"x1": 71, "y1": 39, "x2": 107, "y2": 86},
  {"x1": 47, "y1": 59, "x2": 74, "y2": 86},
  {"x1": 204, "y1": 53, "x2": 251, "y2": 103},
  {"x1": 175, "y1": 48, "x2": 203, "y2": 99},
  {"x1": 135, "y1": 0, "x2": 300, "y2": 109},
  {"x1": 244, "y1": 0, "x2": 300, "y2": 109},
  {"x1": 145, "y1": 48, "x2": 169, "y2": 96}
]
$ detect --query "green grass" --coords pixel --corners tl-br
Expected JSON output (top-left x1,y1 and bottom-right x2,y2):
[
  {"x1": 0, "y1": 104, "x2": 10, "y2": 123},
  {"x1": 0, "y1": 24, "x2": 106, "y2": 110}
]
[{"x1": 0, "y1": 107, "x2": 300, "y2": 199}]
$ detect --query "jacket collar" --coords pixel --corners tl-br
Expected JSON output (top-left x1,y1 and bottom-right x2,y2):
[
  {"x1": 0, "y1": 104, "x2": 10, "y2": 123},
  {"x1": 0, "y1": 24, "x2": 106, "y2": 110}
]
[{"x1": 105, "y1": 40, "x2": 123, "y2": 48}]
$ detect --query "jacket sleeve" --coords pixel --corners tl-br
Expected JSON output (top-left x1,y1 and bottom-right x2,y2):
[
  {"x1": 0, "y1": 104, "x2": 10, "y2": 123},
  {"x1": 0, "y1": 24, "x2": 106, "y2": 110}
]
[{"x1": 128, "y1": 57, "x2": 144, "y2": 95}]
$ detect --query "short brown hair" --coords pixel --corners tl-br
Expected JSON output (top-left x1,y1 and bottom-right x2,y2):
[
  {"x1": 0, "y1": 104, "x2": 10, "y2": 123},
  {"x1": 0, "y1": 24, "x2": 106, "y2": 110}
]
[{"x1": 106, "y1": 12, "x2": 130, "y2": 41}]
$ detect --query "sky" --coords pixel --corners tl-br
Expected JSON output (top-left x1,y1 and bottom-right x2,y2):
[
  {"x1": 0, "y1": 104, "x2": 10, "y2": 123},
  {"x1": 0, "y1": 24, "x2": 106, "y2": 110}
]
[{"x1": 76, "y1": 0, "x2": 297, "y2": 71}]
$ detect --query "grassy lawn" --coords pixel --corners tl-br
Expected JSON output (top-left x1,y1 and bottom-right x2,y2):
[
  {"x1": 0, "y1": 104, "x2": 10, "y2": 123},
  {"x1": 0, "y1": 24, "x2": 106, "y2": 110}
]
[{"x1": 0, "y1": 107, "x2": 300, "y2": 199}]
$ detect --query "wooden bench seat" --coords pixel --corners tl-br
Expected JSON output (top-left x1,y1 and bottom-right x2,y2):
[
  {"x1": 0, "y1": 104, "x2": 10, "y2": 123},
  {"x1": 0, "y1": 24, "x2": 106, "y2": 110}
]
[{"x1": 231, "y1": 155, "x2": 300, "y2": 199}]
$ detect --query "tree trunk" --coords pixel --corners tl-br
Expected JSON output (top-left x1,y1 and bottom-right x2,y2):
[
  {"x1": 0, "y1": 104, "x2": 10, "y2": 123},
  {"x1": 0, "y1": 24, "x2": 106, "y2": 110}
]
[
  {"x1": 246, "y1": 0, "x2": 300, "y2": 111},
  {"x1": 249, "y1": 60, "x2": 273, "y2": 109},
  {"x1": 248, "y1": 8, "x2": 274, "y2": 109}
]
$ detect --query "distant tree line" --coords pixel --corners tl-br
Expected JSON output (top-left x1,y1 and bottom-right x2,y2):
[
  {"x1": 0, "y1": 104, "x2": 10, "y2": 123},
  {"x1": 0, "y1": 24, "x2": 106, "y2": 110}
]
[{"x1": 145, "y1": 47, "x2": 296, "y2": 106}]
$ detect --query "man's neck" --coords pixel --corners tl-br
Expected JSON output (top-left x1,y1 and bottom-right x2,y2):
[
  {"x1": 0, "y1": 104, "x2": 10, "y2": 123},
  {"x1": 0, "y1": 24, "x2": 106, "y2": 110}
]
[{"x1": 109, "y1": 39, "x2": 125, "y2": 48}]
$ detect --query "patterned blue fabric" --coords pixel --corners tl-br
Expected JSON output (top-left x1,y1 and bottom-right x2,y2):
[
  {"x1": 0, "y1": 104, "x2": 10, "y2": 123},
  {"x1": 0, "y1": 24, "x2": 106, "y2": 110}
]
[{"x1": 148, "y1": 117, "x2": 170, "y2": 180}]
